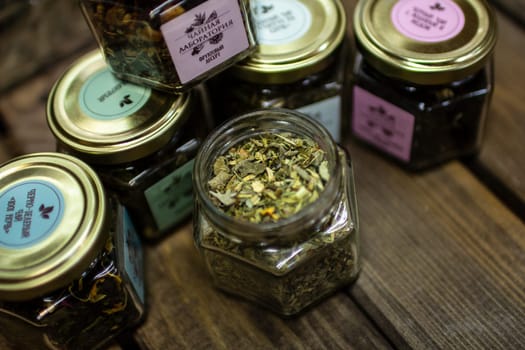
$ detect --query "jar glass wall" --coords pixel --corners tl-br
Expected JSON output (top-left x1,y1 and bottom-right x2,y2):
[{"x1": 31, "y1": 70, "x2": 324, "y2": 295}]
[
  {"x1": 0, "y1": 153, "x2": 144, "y2": 350},
  {"x1": 193, "y1": 109, "x2": 360, "y2": 316}
]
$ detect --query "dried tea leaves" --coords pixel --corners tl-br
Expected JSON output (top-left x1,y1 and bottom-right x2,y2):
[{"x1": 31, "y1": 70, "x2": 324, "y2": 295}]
[{"x1": 207, "y1": 133, "x2": 330, "y2": 223}]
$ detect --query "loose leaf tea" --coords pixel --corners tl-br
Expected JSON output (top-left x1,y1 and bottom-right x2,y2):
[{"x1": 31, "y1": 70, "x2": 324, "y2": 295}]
[
  {"x1": 207, "y1": 133, "x2": 330, "y2": 223},
  {"x1": 80, "y1": 1, "x2": 184, "y2": 87}
]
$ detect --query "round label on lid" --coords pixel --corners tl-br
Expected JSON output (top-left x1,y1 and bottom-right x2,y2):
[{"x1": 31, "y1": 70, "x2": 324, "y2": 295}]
[
  {"x1": 79, "y1": 69, "x2": 151, "y2": 120},
  {"x1": 391, "y1": 0, "x2": 465, "y2": 43},
  {"x1": 251, "y1": 0, "x2": 312, "y2": 45},
  {"x1": 0, "y1": 180, "x2": 64, "y2": 249}
]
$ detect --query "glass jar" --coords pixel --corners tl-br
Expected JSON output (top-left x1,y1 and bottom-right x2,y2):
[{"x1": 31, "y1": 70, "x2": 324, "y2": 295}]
[
  {"x1": 79, "y1": 0, "x2": 256, "y2": 92},
  {"x1": 0, "y1": 152, "x2": 144, "y2": 350},
  {"x1": 192, "y1": 109, "x2": 360, "y2": 316},
  {"x1": 46, "y1": 50, "x2": 212, "y2": 240},
  {"x1": 349, "y1": 0, "x2": 497, "y2": 170},
  {"x1": 208, "y1": 0, "x2": 348, "y2": 142}
]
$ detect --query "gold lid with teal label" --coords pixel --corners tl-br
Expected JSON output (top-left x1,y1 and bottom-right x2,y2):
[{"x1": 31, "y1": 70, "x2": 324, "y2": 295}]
[
  {"x1": 232, "y1": 0, "x2": 346, "y2": 84},
  {"x1": 354, "y1": 0, "x2": 497, "y2": 85},
  {"x1": 47, "y1": 50, "x2": 193, "y2": 164},
  {"x1": 0, "y1": 153, "x2": 109, "y2": 301}
]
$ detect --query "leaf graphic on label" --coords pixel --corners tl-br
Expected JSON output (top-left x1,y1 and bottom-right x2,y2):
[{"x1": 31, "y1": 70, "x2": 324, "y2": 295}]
[
  {"x1": 39, "y1": 204, "x2": 54, "y2": 219},
  {"x1": 192, "y1": 43, "x2": 205, "y2": 55},
  {"x1": 193, "y1": 12, "x2": 206, "y2": 26},
  {"x1": 430, "y1": 2, "x2": 445, "y2": 10},
  {"x1": 209, "y1": 33, "x2": 223, "y2": 45},
  {"x1": 206, "y1": 10, "x2": 218, "y2": 23}
]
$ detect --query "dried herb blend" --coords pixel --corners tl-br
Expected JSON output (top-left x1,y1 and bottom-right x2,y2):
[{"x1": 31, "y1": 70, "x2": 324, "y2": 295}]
[
  {"x1": 0, "y1": 153, "x2": 144, "y2": 350},
  {"x1": 207, "y1": 133, "x2": 330, "y2": 223},
  {"x1": 80, "y1": 0, "x2": 256, "y2": 92},
  {"x1": 350, "y1": 0, "x2": 497, "y2": 170},
  {"x1": 47, "y1": 50, "x2": 213, "y2": 240},
  {"x1": 193, "y1": 109, "x2": 361, "y2": 316},
  {"x1": 209, "y1": 0, "x2": 348, "y2": 142}
]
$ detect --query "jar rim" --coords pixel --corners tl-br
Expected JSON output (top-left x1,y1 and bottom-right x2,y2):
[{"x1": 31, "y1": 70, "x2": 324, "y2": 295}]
[{"x1": 193, "y1": 108, "x2": 341, "y2": 242}]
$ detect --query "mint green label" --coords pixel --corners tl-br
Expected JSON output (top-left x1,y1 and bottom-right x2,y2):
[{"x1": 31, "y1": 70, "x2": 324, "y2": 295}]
[
  {"x1": 0, "y1": 181, "x2": 65, "y2": 248},
  {"x1": 79, "y1": 69, "x2": 151, "y2": 120},
  {"x1": 144, "y1": 159, "x2": 194, "y2": 232},
  {"x1": 122, "y1": 208, "x2": 144, "y2": 303}
]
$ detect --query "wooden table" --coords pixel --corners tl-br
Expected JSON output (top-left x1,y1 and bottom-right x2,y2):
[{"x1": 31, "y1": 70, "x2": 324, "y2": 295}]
[{"x1": 1, "y1": 1, "x2": 524, "y2": 349}]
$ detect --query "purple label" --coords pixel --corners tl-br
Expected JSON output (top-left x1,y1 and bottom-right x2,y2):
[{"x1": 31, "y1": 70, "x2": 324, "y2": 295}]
[
  {"x1": 391, "y1": 0, "x2": 465, "y2": 42},
  {"x1": 160, "y1": 0, "x2": 250, "y2": 84},
  {"x1": 352, "y1": 86, "x2": 415, "y2": 162}
]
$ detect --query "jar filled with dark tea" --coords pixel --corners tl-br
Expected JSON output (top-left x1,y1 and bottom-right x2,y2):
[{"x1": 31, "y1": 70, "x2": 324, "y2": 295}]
[
  {"x1": 79, "y1": 0, "x2": 256, "y2": 92},
  {"x1": 193, "y1": 109, "x2": 360, "y2": 316},
  {"x1": 209, "y1": 0, "x2": 348, "y2": 142},
  {"x1": 47, "y1": 50, "x2": 212, "y2": 240},
  {"x1": 0, "y1": 152, "x2": 144, "y2": 350},
  {"x1": 350, "y1": 0, "x2": 497, "y2": 170}
]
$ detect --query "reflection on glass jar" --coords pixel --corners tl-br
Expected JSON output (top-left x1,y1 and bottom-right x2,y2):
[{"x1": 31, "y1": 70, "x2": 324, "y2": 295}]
[
  {"x1": 0, "y1": 153, "x2": 144, "y2": 350},
  {"x1": 79, "y1": 0, "x2": 256, "y2": 92},
  {"x1": 46, "y1": 50, "x2": 213, "y2": 240},
  {"x1": 349, "y1": 0, "x2": 497, "y2": 170},
  {"x1": 193, "y1": 109, "x2": 360, "y2": 316},
  {"x1": 209, "y1": 0, "x2": 348, "y2": 142}
]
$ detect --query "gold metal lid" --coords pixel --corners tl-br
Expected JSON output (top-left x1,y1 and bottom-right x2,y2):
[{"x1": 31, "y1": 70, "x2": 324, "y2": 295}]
[
  {"x1": 0, "y1": 153, "x2": 109, "y2": 301},
  {"x1": 354, "y1": 0, "x2": 497, "y2": 85},
  {"x1": 232, "y1": 0, "x2": 346, "y2": 84},
  {"x1": 47, "y1": 50, "x2": 193, "y2": 165}
]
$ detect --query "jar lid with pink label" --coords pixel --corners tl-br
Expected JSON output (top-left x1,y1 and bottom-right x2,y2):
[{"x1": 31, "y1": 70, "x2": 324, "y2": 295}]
[{"x1": 353, "y1": 0, "x2": 497, "y2": 85}]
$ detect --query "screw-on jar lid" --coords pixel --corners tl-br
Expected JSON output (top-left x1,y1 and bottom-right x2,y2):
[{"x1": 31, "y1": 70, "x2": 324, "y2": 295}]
[
  {"x1": 47, "y1": 50, "x2": 193, "y2": 165},
  {"x1": 354, "y1": 0, "x2": 497, "y2": 85},
  {"x1": 0, "y1": 153, "x2": 109, "y2": 301},
  {"x1": 232, "y1": 0, "x2": 346, "y2": 84}
]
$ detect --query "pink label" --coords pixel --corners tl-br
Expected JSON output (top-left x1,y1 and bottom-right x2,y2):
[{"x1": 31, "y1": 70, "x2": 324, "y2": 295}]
[
  {"x1": 161, "y1": 0, "x2": 250, "y2": 84},
  {"x1": 352, "y1": 86, "x2": 415, "y2": 162},
  {"x1": 391, "y1": 0, "x2": 465, "y2": 42}
]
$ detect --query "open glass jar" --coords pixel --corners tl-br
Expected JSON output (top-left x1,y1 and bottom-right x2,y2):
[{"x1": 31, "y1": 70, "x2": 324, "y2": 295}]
[
  {"x1": 79, "y1": 0, "x2": 256, "y2": 92},
  {"x1": 46, "y1": 50, "x2": 212, "y2": 240},
  {"x1": 350, "y1": 0, "x2": 497, "y2": 170},
  {"x1": 209, "y1": 0, "x2": 348, "y2": 142},
  {"x1": 0, "y1": 152, "x2": 144, "y2": 350},
  {"x1": 193, "y1": 109, "x2": 360, "y2": 316}
]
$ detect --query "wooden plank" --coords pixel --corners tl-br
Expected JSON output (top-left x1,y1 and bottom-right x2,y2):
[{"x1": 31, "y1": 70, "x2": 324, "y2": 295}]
[
  {"x1": 0, "y1": 47, "x2": 96, "y2": 157},
  {"x1": 346, "y1": 143, "x2": 525, "y2": 349},
  {"x1": 470, "y1": 11, "x2": 525, "y2": 212},
  {"x1": 133, "y1": 224, "x2": 393, "y2": 350}
]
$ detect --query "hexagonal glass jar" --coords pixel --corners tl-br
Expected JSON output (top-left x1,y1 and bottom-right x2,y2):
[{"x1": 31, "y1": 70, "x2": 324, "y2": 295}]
[
  {"x1": 0, "y1": 153, "x2": 144, "y2": 350},
  {"x1": 192, "y1": 109, "x2": 361, "y2": 316}
]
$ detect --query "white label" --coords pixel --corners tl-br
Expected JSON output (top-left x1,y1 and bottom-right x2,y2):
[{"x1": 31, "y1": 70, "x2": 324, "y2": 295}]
[
  {"x1": 297, "y1": 96, "x2": 341, "y2": 142},
  {"x1": 251, "y1": 0, "x2": 312, "y2": 44},
  {"x1": 161, "y1": 0, "x2": 250, "y2": 84}
]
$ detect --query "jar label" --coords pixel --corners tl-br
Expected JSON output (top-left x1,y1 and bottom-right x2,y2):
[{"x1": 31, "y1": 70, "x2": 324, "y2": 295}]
[
  {"x1": 297, "y1": 96, "x2": 341, "y2": 142},
  {"x1": 391, "y1": 0, "x2": 465, "y2": 42},
  {"x1": 250, "y1": 0, "x2": 312, "y2": 44},
  {"x1": 122, "y1": 207, "x2": 145, "y2": 303},
  {"x1": 0, "y1": 181, "x2": 64, "y2": 248},
  {"x1": 144, "y1": 159, "x2": 194, "y2": 232},
  {"x1": 352, "y1": 86, "x2": 415, "y2": 162},
  {"x1": 161, "y1": 0, "x2": 250, "y2": 84},
  {"x1": 79, "y1": 69, "x2": 151, "y2": 120}
]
